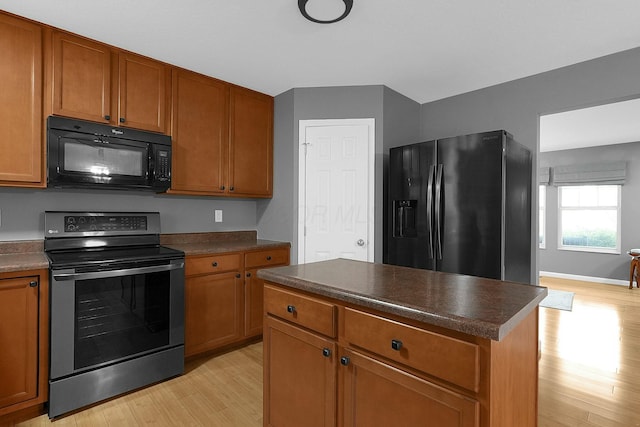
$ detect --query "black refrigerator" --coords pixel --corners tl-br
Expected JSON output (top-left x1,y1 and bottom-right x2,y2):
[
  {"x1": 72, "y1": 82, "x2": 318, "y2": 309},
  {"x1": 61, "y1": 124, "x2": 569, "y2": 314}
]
[{"x1": 384, "y1": 130, "x2": 531, "y2": 283}]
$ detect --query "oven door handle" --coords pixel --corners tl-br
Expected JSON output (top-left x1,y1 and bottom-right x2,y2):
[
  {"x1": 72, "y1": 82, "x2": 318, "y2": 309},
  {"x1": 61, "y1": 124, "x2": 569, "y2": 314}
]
[{"x1": 53, "y1": 262, "x2": 184, "y2": 281}]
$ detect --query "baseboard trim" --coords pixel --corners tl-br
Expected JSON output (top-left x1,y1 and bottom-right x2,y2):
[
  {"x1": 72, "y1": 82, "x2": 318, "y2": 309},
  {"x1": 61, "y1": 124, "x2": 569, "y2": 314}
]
[{"x1": 539, "y1": 271, "x2": 628, "y2": 287}]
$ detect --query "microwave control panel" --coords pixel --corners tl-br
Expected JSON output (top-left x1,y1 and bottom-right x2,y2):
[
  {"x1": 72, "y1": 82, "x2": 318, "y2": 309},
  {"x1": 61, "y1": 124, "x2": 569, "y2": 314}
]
[{"x1": 155, "y1": 150, "x2": 171, "y2": 181}]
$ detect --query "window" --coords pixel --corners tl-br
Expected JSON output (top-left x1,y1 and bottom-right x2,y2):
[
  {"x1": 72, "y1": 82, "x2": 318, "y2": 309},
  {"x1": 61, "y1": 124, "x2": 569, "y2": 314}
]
[
  {"x1": 558, "y1": 185, "x2": 621, "y2": 253},
  {"x1": 539, "y1": 185, "x2": 546, "y2": 249}
]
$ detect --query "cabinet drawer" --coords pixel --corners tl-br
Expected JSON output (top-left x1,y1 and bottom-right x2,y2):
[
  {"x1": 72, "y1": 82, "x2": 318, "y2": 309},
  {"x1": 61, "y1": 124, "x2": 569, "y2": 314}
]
[
  {"x1": 343, "y1": 308, "x2": 479, "y2": 392},
  {"x1": 245, "y1": 248, "x2": 289, "y2": 269},
  {"x1": 264, "y1": 285, "x2": 336, "y2": 338},
  {"x1": 186, "y1": 253, "x2": 242, "y2": 276}
]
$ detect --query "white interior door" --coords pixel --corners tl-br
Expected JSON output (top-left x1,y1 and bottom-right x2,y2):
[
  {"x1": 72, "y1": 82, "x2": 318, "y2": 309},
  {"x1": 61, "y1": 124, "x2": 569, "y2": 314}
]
[{"x1": 298, "y1": 119, "x2": 375, "y2": 264}]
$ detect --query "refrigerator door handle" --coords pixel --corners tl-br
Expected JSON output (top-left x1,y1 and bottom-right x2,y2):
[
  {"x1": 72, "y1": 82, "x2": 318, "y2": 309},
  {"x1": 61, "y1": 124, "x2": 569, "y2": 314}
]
[
  {"x1": 435, "y1": 164, "x2": 444, "y2": 260},
  {"x1": 426, "y1": 165, "x2": 435, "y2": 259}
]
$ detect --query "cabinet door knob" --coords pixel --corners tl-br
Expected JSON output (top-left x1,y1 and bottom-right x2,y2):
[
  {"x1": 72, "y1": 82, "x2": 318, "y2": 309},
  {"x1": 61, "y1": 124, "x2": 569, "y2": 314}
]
[
  {"x1": 119, "y1": 117, "x2": 126, "y2": 123},
  {"x1": 322, "y1": 348, "x2": 331, "y2": 358},
  {"x1": 246, "y1": 272, "x2": 252, "y2": 278},
  {"x1": 266, "y1": 256, "x2": 272, "y2": 261},
  {"x1": 236, "y1": 273, "x2": 241, "y2": 278},
  {"x1": 229, "y1": 186, "x2": 235, "y2": 191},
  {"x1": 212, "y1": 262, "x2": 218, "y2": 267},
  {"x1": 29, "y1": 281, "x2": 38, "y2": 288},
  {"x1": 220, "y1": 185, "x2": 225, "y2": 190},
  {"x1": 340, "y1": 356, "x2": 350, "y2": 366},
  {"x1": 104, "y1": 115, "x2": 111, "y2": 120},
  {"x1": 391, "y1": 339, "x2": 403, "y2": 351},
  {"x1": 286, "y1": 305, "x2": 296, "y2": 314}
]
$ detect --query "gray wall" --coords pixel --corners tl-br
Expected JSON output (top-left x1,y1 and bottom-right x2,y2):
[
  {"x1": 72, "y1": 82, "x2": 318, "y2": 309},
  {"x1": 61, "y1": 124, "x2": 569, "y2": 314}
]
[
  {"x1": 539, "y1": 142, "x2": 640, "y2": 281},
  {"x1": 257, "y1": 89, "x2": 296, "y2": 245},
  {"x1": 419, "y1": 46, "x2": 640, "y2": 284},
  {"x1": 258, "y1": 85, "x2": 420, "y2": 264},
  {"x1": 0, "y1": 187, "x2": 257, "y2": 240}
]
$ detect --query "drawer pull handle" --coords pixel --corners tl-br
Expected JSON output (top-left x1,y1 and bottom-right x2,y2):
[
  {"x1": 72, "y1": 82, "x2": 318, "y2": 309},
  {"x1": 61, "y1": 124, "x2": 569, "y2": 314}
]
[
  {"x1": 29, "y1": 281, "x2": 38, "y2": 288},
  {"x1": 340, "y1": 356, "x2": 350, "y2": 366},
  {"x1": 391, "y1": 339, "x2": 403, "y2": 351},
  {"x1": 212, "y1": 262, "x2": 218, "y2": 267},
  {"x1": 322, "y1": 348, "x2": 331, "y2": 358},
  {"x1": 266, "y1": 256, "x2": 272, "y2": 261},
  {"x1": 286, "y1": 305, "x2": 296, "y2": 314}
]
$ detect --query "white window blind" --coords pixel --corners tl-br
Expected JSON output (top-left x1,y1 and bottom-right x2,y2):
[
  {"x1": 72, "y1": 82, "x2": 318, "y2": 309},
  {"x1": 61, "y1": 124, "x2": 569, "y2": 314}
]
[{"x1": 552, "y1": 162, "x2": 626, "y2": 186}]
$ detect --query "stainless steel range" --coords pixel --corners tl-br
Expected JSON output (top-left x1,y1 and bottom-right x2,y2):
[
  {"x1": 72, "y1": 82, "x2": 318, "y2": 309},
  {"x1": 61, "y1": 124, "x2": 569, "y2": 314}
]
[{"x1": 44, "y1": 211, "x2": 185, "y2": 418}]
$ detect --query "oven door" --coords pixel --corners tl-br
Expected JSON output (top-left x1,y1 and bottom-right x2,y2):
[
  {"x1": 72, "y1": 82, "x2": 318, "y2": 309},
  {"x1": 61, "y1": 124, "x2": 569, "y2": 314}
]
[
  {"x1": 47, "y1": 130, "x2": 152, "y2": 189},
  {"x1": 49, "y1": 258, "x2": 184, "y2": 380}
]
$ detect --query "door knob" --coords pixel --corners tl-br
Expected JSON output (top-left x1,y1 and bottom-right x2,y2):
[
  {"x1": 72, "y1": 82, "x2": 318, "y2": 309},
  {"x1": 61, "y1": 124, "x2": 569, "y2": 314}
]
[{"x1": 356, "y1": 239, "x2": 365, "y2": 247}]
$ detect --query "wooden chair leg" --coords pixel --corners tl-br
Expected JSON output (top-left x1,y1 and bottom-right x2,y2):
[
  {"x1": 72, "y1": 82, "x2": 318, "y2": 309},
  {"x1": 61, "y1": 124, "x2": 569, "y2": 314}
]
[{"x1": 630, "y1": 261, "x2": 636, "y2": 289}]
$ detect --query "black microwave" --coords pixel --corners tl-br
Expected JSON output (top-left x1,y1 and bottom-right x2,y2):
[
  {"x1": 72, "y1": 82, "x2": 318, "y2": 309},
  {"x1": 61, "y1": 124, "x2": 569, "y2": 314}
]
[{"x1": 47, "y1": 116, "x2": 172, "y2": 192}]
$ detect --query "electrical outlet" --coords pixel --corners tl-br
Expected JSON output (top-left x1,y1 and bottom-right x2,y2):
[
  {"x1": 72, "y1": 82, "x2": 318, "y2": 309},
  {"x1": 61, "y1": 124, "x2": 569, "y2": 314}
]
[{"x1": 214, "y1": 209, "x2": 223, "y2": 223}]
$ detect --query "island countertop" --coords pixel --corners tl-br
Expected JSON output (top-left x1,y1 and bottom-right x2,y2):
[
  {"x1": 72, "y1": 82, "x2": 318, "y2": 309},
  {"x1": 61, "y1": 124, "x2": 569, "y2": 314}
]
[{"x1": 257, "y1": 258, "x2": 547, "y2": 341}]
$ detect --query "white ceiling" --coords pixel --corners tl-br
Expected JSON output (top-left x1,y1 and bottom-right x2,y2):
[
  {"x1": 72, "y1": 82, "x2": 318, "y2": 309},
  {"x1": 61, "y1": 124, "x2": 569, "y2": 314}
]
[{"x1": 1, "y1": 0, "x2": 640, "y2": 105}]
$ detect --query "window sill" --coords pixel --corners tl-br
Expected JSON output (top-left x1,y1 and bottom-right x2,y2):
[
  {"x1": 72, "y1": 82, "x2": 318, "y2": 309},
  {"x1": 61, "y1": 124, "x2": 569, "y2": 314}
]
[{"x1": 557, "y1": 246, "x2": 621, "y2": 255}]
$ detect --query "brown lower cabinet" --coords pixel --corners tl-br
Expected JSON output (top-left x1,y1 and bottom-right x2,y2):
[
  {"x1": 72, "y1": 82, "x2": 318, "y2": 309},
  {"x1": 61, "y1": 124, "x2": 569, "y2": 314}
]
[
  {"x1": 264, "y1": 317, "x2": 336, "y2": 427},
  {"x1": 340, "y1": 349, "x2": 478, "y2": 427},
  {"x1": 185, "y1": 247, "x2": 289, "y2": 358},
  {"x1": 0, "y1": 270, "x2": 49, "y2": 417},
  {"x1": 263, "y1": 283, "x2": 539, "y2": 427},
  {"x1": 185, "y1": 270, "x2": 244, "y2": 356}
]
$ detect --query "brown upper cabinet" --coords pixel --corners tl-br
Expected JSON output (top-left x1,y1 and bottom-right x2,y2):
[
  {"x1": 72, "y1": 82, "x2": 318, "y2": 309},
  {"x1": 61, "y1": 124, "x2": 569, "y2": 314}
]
[
  {"x1": 47, "y1": 31, "x2": 170, "y2": 134},
  {"x1": 229, "y1": 86, "x2": 273, "y2": 197},
  {"x1": 171, "y1": 68, "x2": 228, "y2": 194},
  {"x1": 0, "y1": 11, "x2": 274, "y2": 195},
  {"x1": 0, "y1": 14, "x2": 44, "y2": 187},
  {"x1": 170, "y1": 69, "x2": 274, "y2": 198}
]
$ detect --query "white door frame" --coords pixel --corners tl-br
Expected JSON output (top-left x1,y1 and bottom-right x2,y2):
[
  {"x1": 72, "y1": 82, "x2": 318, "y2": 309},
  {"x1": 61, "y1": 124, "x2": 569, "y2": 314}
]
[{"x1": 298, "y1": 118, "x2": 376, "y2": 263}]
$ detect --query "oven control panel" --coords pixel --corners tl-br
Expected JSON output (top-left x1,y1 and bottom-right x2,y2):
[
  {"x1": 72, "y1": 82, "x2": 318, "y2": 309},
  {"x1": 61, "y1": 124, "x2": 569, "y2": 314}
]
[
  {"x1": 45, "y1": 211, "x2": 161, "y2": 237},
  {"x1": 64, "y1": 215, "x2": 148, "y2": 232}
]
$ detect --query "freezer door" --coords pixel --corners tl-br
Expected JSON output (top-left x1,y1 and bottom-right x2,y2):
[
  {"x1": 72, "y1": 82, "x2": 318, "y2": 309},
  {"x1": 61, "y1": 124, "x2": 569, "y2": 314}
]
[
  {"x1": 386, "y1": 141, "x2": 436, "y2": 269},
  {"x1": 435, "y1": 131, "x2": 504, "y2": 279}
]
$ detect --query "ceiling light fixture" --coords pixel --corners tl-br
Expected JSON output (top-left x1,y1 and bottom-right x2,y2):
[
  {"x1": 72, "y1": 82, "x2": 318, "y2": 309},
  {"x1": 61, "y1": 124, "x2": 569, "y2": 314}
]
[{"x1": 298, "y1": 0, "x2": 353, "y2": 24}]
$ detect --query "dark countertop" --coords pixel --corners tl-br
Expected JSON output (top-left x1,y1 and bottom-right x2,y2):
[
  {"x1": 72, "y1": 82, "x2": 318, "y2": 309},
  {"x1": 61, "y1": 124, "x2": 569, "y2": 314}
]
[
  {"x1": 0, "y1": 241, "x2": 48, "y2": 273},
  {"x1": 164, "y1": 239, "x2": 291, "y2": 256},
  {"x1": 257, "y1": 258, "x2": 547, "y2": 342},
  {"x1": 0, "y1": 252, "x2": 50, "y2": 273},
  {"x1": 0, "y1": 232, "x2": 290, "y2": 273}
]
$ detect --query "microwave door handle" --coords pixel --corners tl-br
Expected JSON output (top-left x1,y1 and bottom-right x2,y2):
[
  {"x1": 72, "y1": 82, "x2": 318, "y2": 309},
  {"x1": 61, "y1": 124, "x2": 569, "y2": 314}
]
[
  {"x1": 148, "y1": 147, "x2": 153, "y2": 180},
  {"x1": 53, "y1": 262, "x2": 184, "y2": 281}
]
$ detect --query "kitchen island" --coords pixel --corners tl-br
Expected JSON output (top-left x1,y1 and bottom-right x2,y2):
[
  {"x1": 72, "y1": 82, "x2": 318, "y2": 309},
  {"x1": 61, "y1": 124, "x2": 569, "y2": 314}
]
[{"x1": 258, "y1": 258, "x2": 547, "y2": 427}]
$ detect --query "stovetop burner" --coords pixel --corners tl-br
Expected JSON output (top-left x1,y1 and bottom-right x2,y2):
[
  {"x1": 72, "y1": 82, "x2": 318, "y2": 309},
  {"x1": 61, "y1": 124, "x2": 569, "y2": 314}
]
[{"x1": 46, "y1": 245, "x2": 184, "y2": 269}]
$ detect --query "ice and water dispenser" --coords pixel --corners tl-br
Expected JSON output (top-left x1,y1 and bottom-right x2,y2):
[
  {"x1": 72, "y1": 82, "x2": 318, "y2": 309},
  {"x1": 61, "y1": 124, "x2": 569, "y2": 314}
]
[{"x1": 393, "y1": 199, "x2": 417, "y2": 237}]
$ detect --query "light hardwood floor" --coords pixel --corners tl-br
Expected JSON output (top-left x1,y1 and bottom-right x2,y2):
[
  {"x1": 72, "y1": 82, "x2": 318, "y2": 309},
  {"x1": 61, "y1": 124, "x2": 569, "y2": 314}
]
[
  {"x1": 538, "y1": 276, "x2": 640, "y2": 427},
  {"x1": 12, "y1": 343, "x2": 264, "y2": 427},
  {"x1": 9, "y1": 276, "x2": 640, "y2": 426}
]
